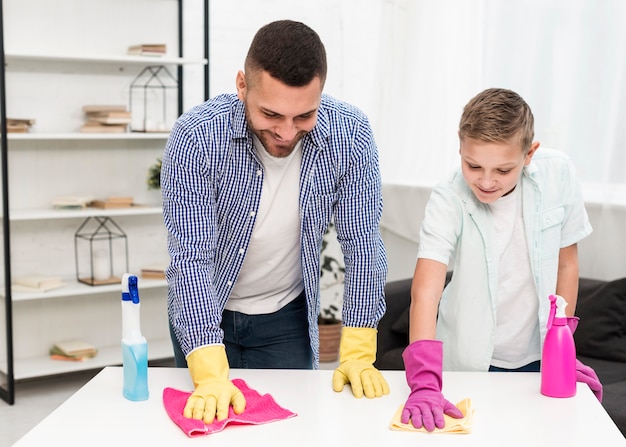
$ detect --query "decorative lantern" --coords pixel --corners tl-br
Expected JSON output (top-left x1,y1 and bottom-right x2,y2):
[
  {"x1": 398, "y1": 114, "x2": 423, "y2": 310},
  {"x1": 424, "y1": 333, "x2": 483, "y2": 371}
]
[
  {"x1": 129, "y1": 65, "x2": 178, "y2": 133},
  {"x1": 74, "y1": 216, "x2": 129, "y2": 286}
]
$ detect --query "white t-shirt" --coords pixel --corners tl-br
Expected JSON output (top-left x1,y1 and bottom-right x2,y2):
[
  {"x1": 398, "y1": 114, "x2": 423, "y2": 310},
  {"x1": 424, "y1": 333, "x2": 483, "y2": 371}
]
[
  {"x1": 225, "y1": 136, "x2": 304, "y2": 314},
  {"x1": 489, "y1": 186, "x2": 541, "y2": 368}
]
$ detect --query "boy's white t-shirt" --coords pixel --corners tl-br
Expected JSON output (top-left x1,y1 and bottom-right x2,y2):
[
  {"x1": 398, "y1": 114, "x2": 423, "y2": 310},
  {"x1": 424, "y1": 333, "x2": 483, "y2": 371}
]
[
  {"x1": 225, "y1": 136, "x2": 304, "y2": 314},
  {"x1": 489, "y1": 185, "x2": 541, "y2": 369}
]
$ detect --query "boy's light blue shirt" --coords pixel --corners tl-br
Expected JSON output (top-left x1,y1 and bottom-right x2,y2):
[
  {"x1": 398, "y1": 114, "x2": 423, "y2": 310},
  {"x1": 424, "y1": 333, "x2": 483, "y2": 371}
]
[{"x1": 418, "y1": 148, "x2": 592, "y2": 371}]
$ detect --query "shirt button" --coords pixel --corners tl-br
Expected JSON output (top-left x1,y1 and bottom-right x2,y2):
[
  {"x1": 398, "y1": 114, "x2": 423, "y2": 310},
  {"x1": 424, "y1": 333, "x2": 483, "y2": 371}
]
[
  {"x1": 250, "y1": 211, "x2": 256, "y2": 217},
  {"x1": 256, "y1": 169, "x2": 262, "y2": 176},
  {"x1": 546, "y1": 218, "x2": 552, "y2": 224},
  {"x1": 238, "y1": 248, "x2": 244, "y2": 254},
  {"x1": 227, "y1": 280, "x2": 232, "y2": 286}
]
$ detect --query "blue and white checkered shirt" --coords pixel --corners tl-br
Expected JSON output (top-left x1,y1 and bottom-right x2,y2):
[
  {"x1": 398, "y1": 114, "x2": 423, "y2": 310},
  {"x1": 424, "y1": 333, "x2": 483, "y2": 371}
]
[{"x1": 162, "y1": 93, "x2": 387, "y2": 367}]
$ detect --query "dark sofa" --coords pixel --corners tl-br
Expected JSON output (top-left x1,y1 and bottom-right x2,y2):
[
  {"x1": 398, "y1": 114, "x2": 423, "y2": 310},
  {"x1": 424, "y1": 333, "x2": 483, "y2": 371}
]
[{"x1": 375, "y1": 276, "x2": 626, "y2": 437}]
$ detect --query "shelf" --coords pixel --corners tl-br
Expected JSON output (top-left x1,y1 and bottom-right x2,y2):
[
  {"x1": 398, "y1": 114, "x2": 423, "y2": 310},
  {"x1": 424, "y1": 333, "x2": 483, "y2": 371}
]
[
  {"x1": 7, "y1": 132, "x2": 170, "y2": 141},
  {"x1": 7, "y1": 277, "x2": 167, "y2": 302},
  {"x1": 7, "y1": 338, "x2": 173, "y2": 381},
  {"x1": 5, "y1": 51, "x2": 207, "y2": 66},
  {"x1": 8, "y1": 205, "x2": 162, "y2": 222}
]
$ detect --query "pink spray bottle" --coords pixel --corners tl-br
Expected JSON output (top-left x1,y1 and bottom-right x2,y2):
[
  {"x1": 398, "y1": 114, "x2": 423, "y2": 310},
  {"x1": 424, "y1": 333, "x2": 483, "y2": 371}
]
[{"x1": 541, "y1": 294, "x2": 576, "y2": 397}]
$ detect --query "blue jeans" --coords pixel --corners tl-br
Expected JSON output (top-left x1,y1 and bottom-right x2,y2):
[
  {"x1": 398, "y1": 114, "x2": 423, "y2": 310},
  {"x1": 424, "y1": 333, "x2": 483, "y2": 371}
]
[
  {"x1": 169, "y1": 291, "x2": 313, "y2": 369},
  {"x1": 489, "y1": 360, "x2": 540, "y2": 372}
]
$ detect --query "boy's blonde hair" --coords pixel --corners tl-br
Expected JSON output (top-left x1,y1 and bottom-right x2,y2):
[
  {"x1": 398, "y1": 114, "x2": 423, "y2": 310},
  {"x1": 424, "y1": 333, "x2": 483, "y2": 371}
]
[{"x1": 459, "y1": 88, "x2": 534, "y2": 152}]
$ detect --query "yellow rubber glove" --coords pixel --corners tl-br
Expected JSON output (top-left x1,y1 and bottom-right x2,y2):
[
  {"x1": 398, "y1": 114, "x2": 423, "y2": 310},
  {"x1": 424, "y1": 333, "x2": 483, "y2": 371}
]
[
  {"x1": 332, "y1": 327, "x2": 390, "y2": 398},
  {"x1": 184, "y1": 345, "x2": 246, "y2": 424}
]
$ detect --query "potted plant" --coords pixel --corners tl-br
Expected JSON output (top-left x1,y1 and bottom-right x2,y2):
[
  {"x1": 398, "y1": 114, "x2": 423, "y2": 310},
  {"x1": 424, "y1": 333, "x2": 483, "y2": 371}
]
[
  {"x1": 147, "y1": 157, "x2": 162, "y2": 190},
  {"x1": 318, "y1": 222, "x2": 345, "y2": 362}
]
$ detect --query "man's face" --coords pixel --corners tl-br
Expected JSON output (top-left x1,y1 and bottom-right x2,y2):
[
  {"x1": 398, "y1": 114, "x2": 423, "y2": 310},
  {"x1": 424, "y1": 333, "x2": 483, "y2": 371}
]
[
  {"x1": 236, "y1": 69, "x2": 322, "y2": 157},
  {"x1": 459, "y1": 137, "x2": 538, "y2": 204}
]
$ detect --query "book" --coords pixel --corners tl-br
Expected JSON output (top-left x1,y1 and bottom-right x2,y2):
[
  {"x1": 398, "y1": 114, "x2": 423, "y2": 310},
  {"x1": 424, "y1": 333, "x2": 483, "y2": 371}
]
[
  {"x1": 50, "y1": 340, "x2": 97, "y2": 361},
  {"x1": 82, "y1": 105, "x2": 127, "y2": 113},
  {"x1": 51, "y1": 195, "x2": 94, "y2": 209},
  {"x1": 90, "y1": 197, "x2": 134, "y2": 209},
  {"x1": 6, "y1": 118, "x2": 36, "y2": 133},
  {"x1": 80, "y1": 122, "x2": 127, "y2": 133},
  {"x1": 13, "y1": 275, "x2": 65, "y2": 292},
  {"x1": 128, "y1": 43, "x2": 167, "y2": 56},
  {"x1": 81, "y1": 105, "x2": 130, "y2": 132},
  {"x1": 85, "y1": 111, "x2": 132, "y2": 125},
  {"x1": 141, "y1": 263, "x2": 167, "y2": 279}
]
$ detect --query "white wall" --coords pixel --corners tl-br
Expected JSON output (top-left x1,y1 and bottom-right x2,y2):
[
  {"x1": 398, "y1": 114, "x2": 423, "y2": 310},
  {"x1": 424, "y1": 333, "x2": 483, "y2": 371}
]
[{"x1": 207, "y1": 0, "x2": 383, "y2": 117}]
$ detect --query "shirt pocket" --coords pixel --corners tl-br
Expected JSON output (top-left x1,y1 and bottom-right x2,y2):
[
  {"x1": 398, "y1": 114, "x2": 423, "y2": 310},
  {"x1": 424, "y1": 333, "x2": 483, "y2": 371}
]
[{"x1": 540, "y1": 206, "x2": 565, "y2": 259}]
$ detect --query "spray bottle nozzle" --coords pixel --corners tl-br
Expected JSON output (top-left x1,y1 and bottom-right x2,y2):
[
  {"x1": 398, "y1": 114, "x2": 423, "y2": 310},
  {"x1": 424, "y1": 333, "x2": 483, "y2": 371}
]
[
  {"x1": 128, "y1": 275, "x2": 139, "y2": 304},
  {"x1": 121, "y1": 274, "x2": 140, "y2": 303},
  {"x1": 547, "y1": 294, "x2": 568, "y2": 329}
]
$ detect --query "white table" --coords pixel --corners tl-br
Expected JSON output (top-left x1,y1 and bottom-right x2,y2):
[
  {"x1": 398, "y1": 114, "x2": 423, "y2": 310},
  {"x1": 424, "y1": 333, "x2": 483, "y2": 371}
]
[{"x1": 14, "y1": 367, "x2": 625, "y2": 446}]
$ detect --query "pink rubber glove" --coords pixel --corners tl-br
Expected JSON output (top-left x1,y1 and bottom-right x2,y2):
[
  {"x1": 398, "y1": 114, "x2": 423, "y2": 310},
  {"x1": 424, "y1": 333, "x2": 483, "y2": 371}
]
[
  {"x1": 576, "y1": 359, "x2": 603, "y2": 402},
  {"x1": 566, "y1": 316, "x2": 579, "y2": 333},
  {"x1": 566, "y1": 317, "x2": 603, "y2": 402},
  {"x1": 401, "y1": 340, "x2": 463, "y2": 431}
]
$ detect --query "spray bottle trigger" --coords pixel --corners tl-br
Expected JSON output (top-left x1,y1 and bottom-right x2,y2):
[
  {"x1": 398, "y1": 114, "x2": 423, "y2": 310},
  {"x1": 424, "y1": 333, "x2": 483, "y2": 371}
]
[{"x1": 547, "y1": 294, "x2": 557, "y2": 329}]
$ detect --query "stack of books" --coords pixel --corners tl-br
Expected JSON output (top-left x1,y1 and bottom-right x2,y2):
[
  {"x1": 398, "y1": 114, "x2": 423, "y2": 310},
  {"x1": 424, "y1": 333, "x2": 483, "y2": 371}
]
[
  {"x1": 51, "y1": 195, "x2": 94, "y2": 210},
  {"x1": 13, "y1": 275, "x2": 65, "y2": 293},
  {"x1": 6, "y1": 118, "x2": 36, "y2": 133},
  {"x1": 50, "y1": 340, "x2": 97, "y2": 362},
  {"x1": 80, "y1": 105, "x2": 131, "y2": 133},
  {"x1": 128, "y1": 43, "x2": 167, "y2": 57}
]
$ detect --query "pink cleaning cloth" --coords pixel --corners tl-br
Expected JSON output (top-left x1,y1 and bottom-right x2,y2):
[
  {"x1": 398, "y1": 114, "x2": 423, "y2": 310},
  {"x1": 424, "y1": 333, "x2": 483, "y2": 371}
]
[{"x1": 163, "y1": 378, "x2": 297, "y2": 437}]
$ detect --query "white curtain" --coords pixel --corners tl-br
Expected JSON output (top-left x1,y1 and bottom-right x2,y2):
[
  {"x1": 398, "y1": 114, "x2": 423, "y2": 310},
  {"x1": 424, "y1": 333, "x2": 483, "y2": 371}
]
[
  {"x1": 208, "y1": 0, "x2": 626, "y2": 279},
  {"x1": 369, "y1": 0, "x2": 626, "y2": 280},
  {"x1": 372, "y1": 0, "x2": 626, "y2": 193}
]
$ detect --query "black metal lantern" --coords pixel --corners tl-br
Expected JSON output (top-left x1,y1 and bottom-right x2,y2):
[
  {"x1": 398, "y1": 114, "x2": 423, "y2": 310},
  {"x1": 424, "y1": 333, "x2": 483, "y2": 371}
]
[
  {"x1": 74, "y1": 216, "x2": 129, "y2": 286},
  {"x1": 129, "y1": 65, "x2": 178, "y2": 133}
]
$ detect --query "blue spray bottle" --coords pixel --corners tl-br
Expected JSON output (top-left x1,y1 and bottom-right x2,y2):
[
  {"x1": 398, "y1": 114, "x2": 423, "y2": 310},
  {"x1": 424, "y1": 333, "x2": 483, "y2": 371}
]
[{"x1": 121, "y1": 273, "x2": 149, "y2": 401}]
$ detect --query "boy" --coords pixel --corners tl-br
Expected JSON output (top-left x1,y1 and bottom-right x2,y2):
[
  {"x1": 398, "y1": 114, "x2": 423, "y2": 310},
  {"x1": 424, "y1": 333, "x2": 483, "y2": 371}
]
[{"x1": 401, "y1": 88, "x2": 602, "y2": 431}]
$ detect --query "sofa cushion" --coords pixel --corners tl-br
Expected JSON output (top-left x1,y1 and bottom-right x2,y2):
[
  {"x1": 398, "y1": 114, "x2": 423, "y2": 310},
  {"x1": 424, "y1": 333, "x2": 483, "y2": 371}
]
[
  {"x1": 377, "y1": 347, "x2": 406, "y2": 371},
  {"x1": 389, "y1": 271, "x2": 454, "y2": 338},
  {"x1": 391, "y1": 308, "x2": 410, "y2": 336},
  {"x1": 574, "y1": 277, "x2": 626, "y2": 362}
]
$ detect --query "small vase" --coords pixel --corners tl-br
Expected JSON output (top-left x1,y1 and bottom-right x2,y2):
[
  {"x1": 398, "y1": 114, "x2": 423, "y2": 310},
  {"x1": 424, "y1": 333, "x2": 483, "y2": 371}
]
[{"x1": 318, "y1": 319, "x2": 342, "y2": 362}]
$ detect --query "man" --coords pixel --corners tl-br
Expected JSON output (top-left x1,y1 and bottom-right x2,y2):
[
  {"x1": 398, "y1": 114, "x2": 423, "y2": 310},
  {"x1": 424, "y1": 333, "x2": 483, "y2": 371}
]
[{"x1": 162, "y1": 19, "x2": 388, "y2": 424}]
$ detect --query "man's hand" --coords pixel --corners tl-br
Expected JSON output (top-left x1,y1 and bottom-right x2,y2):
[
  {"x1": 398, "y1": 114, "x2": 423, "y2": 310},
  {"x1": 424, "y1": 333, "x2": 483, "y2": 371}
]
[
  {"x1": 331, "y1": 327, "x2": 390, "y2": 398},
  {"x1": 184, "y1": 345, "x2": 246, "y2": 423}
]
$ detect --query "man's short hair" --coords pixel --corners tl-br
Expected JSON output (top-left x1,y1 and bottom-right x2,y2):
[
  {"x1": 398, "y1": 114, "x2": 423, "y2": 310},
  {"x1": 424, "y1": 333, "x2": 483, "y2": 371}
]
[
  {"x1": 459, "y1": 88, "x2": 535, "y2": 152},
  {"x1": 245, "y1": 20, "x2": 327, "y2": 87}
]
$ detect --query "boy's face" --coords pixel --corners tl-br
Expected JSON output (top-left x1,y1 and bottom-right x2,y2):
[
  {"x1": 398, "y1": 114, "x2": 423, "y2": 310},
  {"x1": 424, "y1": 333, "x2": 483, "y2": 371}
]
[
  {"x1": 459, "y1": 137, "x2": 539, "y2": 204},
  {"x1": 236, "y1": 69, "x2": 322, "y2": 158}
]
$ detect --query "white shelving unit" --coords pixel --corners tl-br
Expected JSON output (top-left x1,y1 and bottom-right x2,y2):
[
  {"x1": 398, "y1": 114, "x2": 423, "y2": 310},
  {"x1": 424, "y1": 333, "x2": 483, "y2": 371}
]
[{"x1": 0, "y1": 0, "x2": 209, "y2": 398}]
